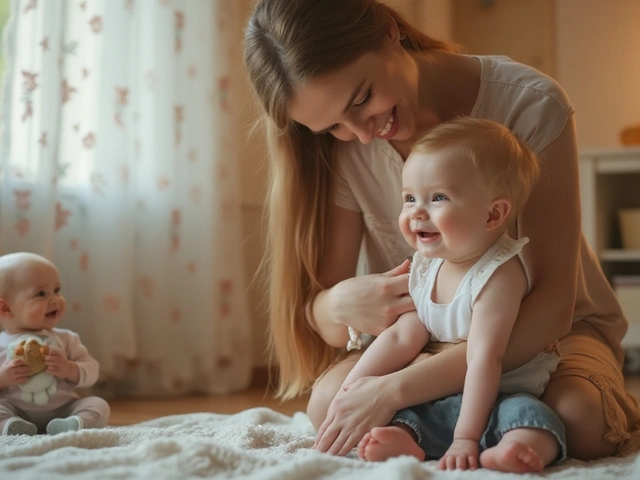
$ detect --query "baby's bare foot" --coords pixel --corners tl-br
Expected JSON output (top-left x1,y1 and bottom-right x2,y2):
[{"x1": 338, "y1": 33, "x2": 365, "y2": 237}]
[
  {"x1": 357, "y1": 432, "x2": 372, "y2": 459},
  {"x1": 357, "y1": 426, "x2": 425, "y2": 462},
  {"x1": 480, "y1": 440, "x2": 544, "y2": 473}
]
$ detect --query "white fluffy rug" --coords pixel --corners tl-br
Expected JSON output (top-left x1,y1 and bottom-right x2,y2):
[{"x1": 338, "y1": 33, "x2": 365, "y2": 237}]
[{"x1": 1, "y1": 407, "x2": 639, "y2": 479}]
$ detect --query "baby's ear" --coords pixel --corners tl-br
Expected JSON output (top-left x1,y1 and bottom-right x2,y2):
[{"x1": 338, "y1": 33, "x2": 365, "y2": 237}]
[
  {"x1": 485, "y1": 198, "x2": 511, "y2": 231},
  {"x1": 0, "y1": 298, "x2": 13, "y2": 318}
]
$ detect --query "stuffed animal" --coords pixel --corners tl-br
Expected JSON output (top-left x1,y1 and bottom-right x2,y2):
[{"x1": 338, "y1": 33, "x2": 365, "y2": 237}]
[
  {"x1": 13, "y1": 338, "x2": 49, "y2": 376},
  {"x1": 8, "y1": 335, "x2": 57, "y2": 405}
]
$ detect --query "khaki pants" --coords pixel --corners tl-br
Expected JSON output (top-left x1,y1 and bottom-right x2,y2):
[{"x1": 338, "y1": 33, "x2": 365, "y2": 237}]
[{"x1": 553, "y1": 321, "x2": 640, "y2": 454}]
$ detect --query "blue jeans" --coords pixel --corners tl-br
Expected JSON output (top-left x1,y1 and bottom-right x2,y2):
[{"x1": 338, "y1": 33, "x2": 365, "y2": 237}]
[{"x1": 392, "y1": 393, "x2": 567, "y2": 464}]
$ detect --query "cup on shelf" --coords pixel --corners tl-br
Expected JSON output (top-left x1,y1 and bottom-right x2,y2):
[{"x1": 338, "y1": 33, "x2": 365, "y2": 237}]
[{"x1": 619, "y1": 208, "x2": 640, "y2": 250}]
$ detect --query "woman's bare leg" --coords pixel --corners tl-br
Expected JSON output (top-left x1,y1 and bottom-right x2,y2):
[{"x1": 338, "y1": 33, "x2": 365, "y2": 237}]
[
  {"x1": 541, "y1": 375, "x2": 616, "y2": 459},
  {"x1": 307, "y1": 353, "x2": 362, "y2": 431},
  {"x1": 307, "y1": 350, "x2": 438, "y2": 431}
]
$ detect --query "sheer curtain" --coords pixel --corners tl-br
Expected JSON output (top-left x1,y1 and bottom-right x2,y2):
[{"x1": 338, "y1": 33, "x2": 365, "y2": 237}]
[{"x1": 0, "y1": 0, "x2": 251, "y2": 396}]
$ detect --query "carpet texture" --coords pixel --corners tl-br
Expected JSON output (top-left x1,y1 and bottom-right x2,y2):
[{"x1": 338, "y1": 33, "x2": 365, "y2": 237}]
[{"x1": 1, "y1": 407, "x2": 639, "y2": 479}]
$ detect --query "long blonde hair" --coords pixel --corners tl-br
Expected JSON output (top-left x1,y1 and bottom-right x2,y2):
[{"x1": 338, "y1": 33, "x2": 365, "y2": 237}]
[{"x1": 243, "y1": 0, "x2": 457, "y2": 399}]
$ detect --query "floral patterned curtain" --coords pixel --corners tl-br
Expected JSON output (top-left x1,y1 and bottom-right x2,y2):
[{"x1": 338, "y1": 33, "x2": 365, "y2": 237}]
[{"x1": 0, "y1": 0, "x2": 252, "y2": 396}]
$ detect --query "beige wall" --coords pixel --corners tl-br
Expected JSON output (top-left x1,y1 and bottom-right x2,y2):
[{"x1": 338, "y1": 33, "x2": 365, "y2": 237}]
[
  {"x1": 449, "y1": 0, "x2": 640, "y2": 148},
  {"x1": 555, "y1": 0, "x2": 640, "y2": 148},
  {"x1": 384, "y1": 0, "x2": 453, "y2": 41},
  {"x1": 417, "y1": 0, "x2": 453, "y2": 42},
  {"x1": 452, "y1": 0, "x2": 555, "y2": 77}
]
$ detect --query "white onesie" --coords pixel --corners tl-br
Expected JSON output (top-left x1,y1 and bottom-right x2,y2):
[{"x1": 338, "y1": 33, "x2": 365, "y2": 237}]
[{"x1": 409, "y1": 234, "x2": 559, "y2": 397}]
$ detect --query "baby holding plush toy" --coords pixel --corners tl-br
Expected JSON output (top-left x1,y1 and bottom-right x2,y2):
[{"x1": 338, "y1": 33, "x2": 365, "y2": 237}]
[{"x1": 0, "y1": 252, "x2": 110, "y2": 435}]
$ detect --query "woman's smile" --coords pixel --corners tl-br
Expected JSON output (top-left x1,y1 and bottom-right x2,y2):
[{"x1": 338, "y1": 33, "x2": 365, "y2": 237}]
[{"x1": 377, "y1": 107, "x2": 397, "y2": 139}]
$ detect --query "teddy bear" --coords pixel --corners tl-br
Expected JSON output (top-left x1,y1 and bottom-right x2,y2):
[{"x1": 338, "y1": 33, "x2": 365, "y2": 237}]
[
  {"x1": 9, "y1": 335, "x2": 58, "y2": 405},
  {"x1": 14, "y1": 338, "x2": 49, "y2": 375}
]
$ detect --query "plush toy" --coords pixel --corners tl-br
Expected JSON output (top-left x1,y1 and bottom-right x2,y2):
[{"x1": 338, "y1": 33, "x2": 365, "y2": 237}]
[
  {"x1": 9, "y1": 335, "x2": 57, "y2": 405},
  {"x1": 14, "y1": 338, "x2": 49, "y2": 375}
]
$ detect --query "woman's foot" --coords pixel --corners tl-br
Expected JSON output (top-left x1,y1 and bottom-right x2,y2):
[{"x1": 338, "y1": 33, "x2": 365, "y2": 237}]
[
  {"x1": 479, "y1": 440, "x2": 544, "y2": 473},
  {"x1": 358, "y1": 425, "x2": 425, "y2": 462}
]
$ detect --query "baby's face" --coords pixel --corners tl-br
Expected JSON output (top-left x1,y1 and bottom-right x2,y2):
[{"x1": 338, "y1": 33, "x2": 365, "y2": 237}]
[
  {"x1": 399, "y1": 148, "x2": 494, "y2": 261},
  {"x1": 1, "y1": 261, "x2": 66, "y2": 334}
]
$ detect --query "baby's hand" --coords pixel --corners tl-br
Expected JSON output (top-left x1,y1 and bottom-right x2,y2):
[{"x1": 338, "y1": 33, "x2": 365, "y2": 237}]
[
  {"x1": 0, "y1": 359, "x2": 31, "y2": 388},
  {"x1": 438, "y1": 438, "x2": 479, "y2": 470},
  {"x1": 45, "y1": 350, "x2": 76, "y2": 381}
]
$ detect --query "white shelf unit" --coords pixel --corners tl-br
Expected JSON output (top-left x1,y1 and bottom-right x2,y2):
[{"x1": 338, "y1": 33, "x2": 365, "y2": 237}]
[
  {"x1": 580, "y1": 147, "x2": 640, "y2": 267},
  {"x1": 579, "y1": 147, "x2": 640, "y2": 367}
]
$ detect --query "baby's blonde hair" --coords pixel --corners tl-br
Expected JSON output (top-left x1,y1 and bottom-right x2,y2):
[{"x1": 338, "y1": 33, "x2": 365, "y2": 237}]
[{"x1": 411, "y1": 117, "x2": 540, "y2": 221}]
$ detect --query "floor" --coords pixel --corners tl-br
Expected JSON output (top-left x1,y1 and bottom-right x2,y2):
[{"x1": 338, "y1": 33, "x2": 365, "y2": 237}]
[
  {"x1": 108, "y1": 374, "x2": 640, "y2": 427},
  {"x1": 108, "y1": 385, "x2": 310, "y2": 426}
]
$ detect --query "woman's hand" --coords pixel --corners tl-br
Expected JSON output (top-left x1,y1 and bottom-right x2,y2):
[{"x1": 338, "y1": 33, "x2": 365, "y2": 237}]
[
  {"x1": 314, "y1": 375, "x2": 398, "y2": 456},
  {"x1": 329, "y1": 259, "x2": 414, "y2": 336}
]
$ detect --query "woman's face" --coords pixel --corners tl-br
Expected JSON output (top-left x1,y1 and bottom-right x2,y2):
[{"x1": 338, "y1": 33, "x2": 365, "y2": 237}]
[{"x1": 288, "y1": 44, "x2": 421, "y2": 145}]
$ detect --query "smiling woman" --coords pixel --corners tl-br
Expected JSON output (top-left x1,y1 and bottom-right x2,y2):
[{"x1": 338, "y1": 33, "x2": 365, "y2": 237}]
[{"x1": 243, "y1": 0, "x2": 640, "y2": 463}]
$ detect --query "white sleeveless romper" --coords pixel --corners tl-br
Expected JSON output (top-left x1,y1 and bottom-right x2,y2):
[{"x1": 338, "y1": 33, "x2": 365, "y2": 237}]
[{"x1": 409, "y1": 234, "x2": 559, "y2": 397}]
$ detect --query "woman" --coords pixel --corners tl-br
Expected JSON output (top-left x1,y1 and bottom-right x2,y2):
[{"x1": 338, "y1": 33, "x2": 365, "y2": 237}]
[{"x1": 242, "y1": 0, "x2": 640, "y2": 460}]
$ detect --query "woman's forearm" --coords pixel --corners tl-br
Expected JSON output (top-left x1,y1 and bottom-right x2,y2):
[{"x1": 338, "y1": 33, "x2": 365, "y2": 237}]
[
  {"x1": 309, "y1": 288, "x2": 349, "y2": 348},
  {"x1": 386, "y1": 343, "x2": 469, "y2": 410},
  {"x1": 309, "y1": 262, "x2": 415, "y2": 348},
  {"x1": 343, "y1": 313, "x2": 429, "y2": 388},
  {"x1": 383, "y1": 289, "x2": 573, "y2": 412}
]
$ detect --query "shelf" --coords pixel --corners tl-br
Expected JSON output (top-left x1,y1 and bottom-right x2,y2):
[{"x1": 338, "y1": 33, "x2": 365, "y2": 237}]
[
  {"x1": 600, "y1": 249, "x2": 640, "y2": 262},
  {"x1": 581, "y1": 148, "x2": 640, "y2": 355},
  {"x1": 579, "y1": 147, "x2": 640, "y2": 174},
  {"x1": 596, "y1": 160, "x2": 640, "y2": 174},
  {"x1": 580, "y1": 146, "x2": 640, "y2": 157}
]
